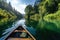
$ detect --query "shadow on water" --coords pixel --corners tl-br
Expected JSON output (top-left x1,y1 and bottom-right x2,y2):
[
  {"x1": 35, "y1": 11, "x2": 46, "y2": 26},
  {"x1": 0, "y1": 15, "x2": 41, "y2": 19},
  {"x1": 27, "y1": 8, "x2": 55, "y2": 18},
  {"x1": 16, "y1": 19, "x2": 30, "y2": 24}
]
[
  {"x1": 36, "y1": 29, "x2": 60, "y2": 40},
  {"x1": 36, "y1": 21, "x2": 60, "y2": 40},
  {"x1": 26, "y1": 19, "x2": 39, "y2": 28},
  {"x1": 26, "y1": 19, "x2": 60, "y2": 40}
]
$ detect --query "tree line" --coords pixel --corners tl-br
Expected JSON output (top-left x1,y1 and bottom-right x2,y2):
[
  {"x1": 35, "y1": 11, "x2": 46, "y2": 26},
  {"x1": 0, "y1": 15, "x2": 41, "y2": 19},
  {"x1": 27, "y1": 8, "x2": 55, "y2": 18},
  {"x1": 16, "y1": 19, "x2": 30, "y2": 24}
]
[{"x1": 0, "y1": 0, "x2": 22, "y2": 19}]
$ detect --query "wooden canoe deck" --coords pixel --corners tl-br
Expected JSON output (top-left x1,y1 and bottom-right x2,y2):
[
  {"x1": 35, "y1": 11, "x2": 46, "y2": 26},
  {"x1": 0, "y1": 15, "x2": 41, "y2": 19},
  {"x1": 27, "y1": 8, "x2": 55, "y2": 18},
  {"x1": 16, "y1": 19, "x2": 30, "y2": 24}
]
[
  {"x1": 7, "y1": 38, "x2": 33, "y2": 40},
  {"x1": 14, "y1": 30, "x2": 26, "y2": 32},
  {"x1": 5, "y1": 26, "x2": 36, "y2": 40}
]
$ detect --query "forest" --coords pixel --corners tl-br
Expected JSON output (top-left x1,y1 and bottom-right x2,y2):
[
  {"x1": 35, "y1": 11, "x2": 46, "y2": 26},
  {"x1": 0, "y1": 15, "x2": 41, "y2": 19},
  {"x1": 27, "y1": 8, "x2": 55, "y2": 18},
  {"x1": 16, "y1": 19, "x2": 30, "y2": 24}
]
[
  {"x1": 0, "y1": 0, "x2": 22, "y2": 37},
  {"x1": 25, "y1": 0, "x2": 60, "y2": 40}
]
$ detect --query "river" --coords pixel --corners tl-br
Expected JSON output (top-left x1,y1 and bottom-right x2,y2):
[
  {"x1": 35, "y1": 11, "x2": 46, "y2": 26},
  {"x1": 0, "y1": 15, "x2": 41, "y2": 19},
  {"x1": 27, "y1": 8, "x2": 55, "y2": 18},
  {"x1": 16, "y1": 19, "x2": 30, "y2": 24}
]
[{"x1": 0, "y1": 18, "x2": 36, "y2": 40}]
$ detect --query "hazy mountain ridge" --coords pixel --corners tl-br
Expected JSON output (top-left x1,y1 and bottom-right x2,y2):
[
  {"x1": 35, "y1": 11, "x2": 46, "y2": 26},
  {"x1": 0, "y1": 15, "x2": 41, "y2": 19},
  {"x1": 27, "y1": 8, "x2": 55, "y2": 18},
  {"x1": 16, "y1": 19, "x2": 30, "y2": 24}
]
[{"x1": 0, "y1": 0, "x2": 22, "y2": 19}]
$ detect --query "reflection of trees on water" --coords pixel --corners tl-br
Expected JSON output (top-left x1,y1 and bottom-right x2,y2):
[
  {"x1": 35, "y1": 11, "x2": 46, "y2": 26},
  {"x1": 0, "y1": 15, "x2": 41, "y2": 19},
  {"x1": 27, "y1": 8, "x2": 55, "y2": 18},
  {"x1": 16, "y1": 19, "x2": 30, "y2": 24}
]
[
  {"x1": 26, "y1": 19, "x2": 39, "y2": 28},
  {"x1": 36, "y1": 28, "x2": 60, "y2": 40},
  {"x1": 36, "y1": 20, "x2": 60, "y2": 40},
  {"x1": 0, "y1": 18, "x2": 16, "y2": 37},
  {"x1": 26, "y1": 18, "x2": 60, "y2": 40}
]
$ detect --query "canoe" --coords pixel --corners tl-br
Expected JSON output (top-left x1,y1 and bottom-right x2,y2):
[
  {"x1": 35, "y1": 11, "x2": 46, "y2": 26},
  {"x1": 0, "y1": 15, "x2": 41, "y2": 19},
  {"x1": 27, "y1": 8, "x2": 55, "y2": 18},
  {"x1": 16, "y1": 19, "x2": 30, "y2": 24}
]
[{"x1": 5, "y1": 26, "x2": 36, "y2": 40}]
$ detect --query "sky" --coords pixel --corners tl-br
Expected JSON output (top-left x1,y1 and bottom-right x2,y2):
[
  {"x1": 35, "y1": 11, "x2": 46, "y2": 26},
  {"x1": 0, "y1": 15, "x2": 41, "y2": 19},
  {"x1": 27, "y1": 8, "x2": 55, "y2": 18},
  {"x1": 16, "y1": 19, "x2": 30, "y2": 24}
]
[{"x1": 7, "y1": 0, "x2": 35, "y2": 14}]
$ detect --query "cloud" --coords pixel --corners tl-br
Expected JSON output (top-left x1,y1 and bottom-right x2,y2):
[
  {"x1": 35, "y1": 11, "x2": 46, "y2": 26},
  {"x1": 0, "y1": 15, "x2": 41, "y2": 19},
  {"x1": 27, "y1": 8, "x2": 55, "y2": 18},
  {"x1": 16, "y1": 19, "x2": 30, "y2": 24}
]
[
  {"x1": 14, "y1": 4, "x2": 27, "y2": 14},
  {"x1": 7, "y1": 0, "x2": 27, "y2": 14}
]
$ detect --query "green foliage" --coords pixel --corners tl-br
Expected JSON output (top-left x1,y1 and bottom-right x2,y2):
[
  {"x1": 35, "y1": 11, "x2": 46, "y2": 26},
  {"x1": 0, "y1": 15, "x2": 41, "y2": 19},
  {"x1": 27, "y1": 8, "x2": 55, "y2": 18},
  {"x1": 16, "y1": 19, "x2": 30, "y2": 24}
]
[
  {"x1": 0, "y1": 0, "x2": 23, "y2": 37},
  {"x1": 37, "y1": 0, "x2": 60, "y2": 32},
  {"x1": 25, "y1": 5, "x2": 33, "y2": 20},
  {"x1": 34, "y1": 5, "x2": 39, "y2": 13},
  {"x1": 45, "y1": 0, "x2": 58, "y2": 13},
  {"x1": 25, "y1": 0, "x2": 60, "y2": 29},
  {"x1": 25, "y1": 5, "x2": 33, "y2": 13},
  {"x1": 55, "y1": 0, "x2": 60, "y2": 3},
  {"x1": 44, "y1": 10, "x2": 60, "y2": 28},
  {"x1": 0, "y1": 0, "x2": 22, "y2": 19},
  {"x1": 0, "y1": 8, "x2": 17, "y2": 26},
  {"x1": 0, "y1": 8, "x2": 12, "y2": 18},
  {"x1": 25, "y1": 0, "x2": 60, "y2": 40}
]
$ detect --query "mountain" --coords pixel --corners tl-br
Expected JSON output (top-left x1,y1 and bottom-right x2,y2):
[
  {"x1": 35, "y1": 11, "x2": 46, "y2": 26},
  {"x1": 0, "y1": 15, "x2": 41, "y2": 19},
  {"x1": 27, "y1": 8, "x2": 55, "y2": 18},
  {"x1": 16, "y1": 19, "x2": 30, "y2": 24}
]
[{"x1": 0, "y1": 0, "x2": 22, "y2": 19}]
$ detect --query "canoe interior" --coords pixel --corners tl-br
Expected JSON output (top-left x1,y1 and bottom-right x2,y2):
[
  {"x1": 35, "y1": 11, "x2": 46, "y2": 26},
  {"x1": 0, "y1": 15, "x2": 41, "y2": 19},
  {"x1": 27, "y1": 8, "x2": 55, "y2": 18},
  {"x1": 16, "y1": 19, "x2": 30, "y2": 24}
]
[
  {"x1": 5, "y1": 26, "x2": 34, "y2": 40},
  {"x1": 7, "y1": 38, "x2": 33, "y2": 40}
]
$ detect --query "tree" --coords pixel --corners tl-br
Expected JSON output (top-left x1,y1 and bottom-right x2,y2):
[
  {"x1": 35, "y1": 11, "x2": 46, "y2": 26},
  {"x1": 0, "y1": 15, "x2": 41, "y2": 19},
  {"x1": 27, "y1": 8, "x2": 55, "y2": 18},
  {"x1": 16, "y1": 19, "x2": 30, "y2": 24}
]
[
  {"x1": 45, "y1": 0, "x2": 58, "y2": 13},
  {"x1": 25, "y1": 5, "x2": 33, "y2": 20}
]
